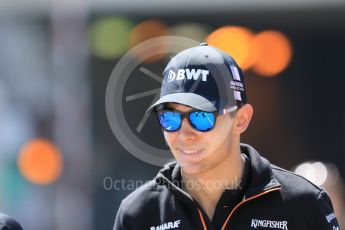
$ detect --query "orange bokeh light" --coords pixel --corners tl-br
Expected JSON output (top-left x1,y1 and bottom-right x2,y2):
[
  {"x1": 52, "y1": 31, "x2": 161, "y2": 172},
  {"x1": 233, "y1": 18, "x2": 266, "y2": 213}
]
[
  {"x1": 18, "y1": 139, "x2": 63, "y2": 185},
  {"x1": 206, "y1": 26, "x2": 255, "y2": 70},
  {"x1": 251, "y1": 30, "x2": 293, "y2": 77},
  {"x1": 129, "y1": 20, "x2": 169, "y2": 63}
]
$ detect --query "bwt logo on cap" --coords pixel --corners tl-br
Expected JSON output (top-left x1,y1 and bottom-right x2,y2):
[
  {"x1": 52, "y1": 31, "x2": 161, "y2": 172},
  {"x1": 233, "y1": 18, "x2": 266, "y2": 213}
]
[{"x1": 167, "y1": 69, "x2": 209, "y2": 82}]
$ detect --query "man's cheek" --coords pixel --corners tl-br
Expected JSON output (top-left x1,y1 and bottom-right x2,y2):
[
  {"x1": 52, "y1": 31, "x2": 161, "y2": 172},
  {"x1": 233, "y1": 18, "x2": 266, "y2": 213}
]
[
  {"x1": 163, "y1": 132, "x2": 172, "y2": 144},
  {"x1": 163, "y1": 133, "x2": 177, "y2": 148},
  {"x1": 202, "y1": 134, "x2": 217, "y2": 146}
]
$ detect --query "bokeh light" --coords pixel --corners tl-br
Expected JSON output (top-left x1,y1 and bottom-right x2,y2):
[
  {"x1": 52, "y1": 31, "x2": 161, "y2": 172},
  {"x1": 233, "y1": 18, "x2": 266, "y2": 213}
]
[
  {"x1": 170, "y1": 22, "x2": 210, "y2": 43},
  {"x1": 90, "y1": 17, "x2": 133, "y2": 59},
  {"x1": 129, "y1": 19, "x2": 169, "y2": 63},
  {"x1": 294, "y1": 161, "x2": 328, "y2": 186},
  {"x1": 206, "y1": 26, "x2": 255, "y2": 70},
  {"x1": 18, "y1": 139, "x2": 63, "y2": 185},
  {"x1": 251, "y1": 30, "x2": 293, "y2": 77}
]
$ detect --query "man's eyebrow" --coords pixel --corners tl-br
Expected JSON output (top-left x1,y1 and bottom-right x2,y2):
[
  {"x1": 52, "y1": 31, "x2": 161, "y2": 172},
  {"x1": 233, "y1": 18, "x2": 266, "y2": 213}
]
[
  {"x1": 163, "y1": 105, "x2": 173, "y2": 110},
  {"x1": 164, "y1": 104, "x2": 180, "y2": 110}
]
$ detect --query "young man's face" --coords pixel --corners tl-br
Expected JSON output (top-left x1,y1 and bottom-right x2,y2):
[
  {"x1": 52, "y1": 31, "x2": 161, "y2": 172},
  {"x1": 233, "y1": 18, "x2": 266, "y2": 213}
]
[{"x1": 163, "y1": 103, "x2": 238, "y2": 175}]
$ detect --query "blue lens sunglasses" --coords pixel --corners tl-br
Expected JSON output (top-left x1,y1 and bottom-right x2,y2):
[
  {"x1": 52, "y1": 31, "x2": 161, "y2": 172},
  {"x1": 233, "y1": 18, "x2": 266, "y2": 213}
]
[{"x1": 155, "y1": 106, "x2": 238, "y2": 132}]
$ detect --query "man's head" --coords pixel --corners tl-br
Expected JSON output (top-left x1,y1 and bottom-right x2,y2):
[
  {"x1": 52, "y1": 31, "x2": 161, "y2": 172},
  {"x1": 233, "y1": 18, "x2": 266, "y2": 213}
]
[
  {"x1": 147, "y1": 43, "x2": 253, "y2": 174},
  {"x1": 147, "y1": 43, "x2": 247, "y2": 114}
]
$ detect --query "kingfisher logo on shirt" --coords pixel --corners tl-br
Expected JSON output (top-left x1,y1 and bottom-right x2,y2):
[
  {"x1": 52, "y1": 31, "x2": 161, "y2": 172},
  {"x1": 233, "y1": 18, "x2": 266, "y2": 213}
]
[
  {"x1": 251, "y1": 219, "x2": 288, "y2": 229},
  {"x1": 150, "y1": 220, "x2": 181, "y2": 230},
  {"x1": 167, "y1": 69, "x2": 209, "y2": 82}
]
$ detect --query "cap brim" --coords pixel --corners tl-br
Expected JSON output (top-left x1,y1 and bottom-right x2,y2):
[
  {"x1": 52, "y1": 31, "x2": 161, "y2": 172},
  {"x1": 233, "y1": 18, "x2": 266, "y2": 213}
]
[{"x1": 146, "y1": 93, "x2": 217, "y2": 113}]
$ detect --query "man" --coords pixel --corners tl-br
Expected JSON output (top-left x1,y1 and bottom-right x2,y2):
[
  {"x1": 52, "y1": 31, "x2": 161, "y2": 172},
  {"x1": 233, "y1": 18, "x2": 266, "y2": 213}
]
[
  {"x1": 0, "y1": 213, "x2": 22, "y2": 230},
  {"x1": 113, "y1": 43, "x2": 339, "y2": 229}
]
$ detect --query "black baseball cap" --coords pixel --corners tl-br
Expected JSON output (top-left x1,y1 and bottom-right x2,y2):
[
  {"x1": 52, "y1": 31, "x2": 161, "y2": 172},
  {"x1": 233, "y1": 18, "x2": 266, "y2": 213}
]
[{"x1": 147, "y1": 43, "x2": 247, "y2": 114}]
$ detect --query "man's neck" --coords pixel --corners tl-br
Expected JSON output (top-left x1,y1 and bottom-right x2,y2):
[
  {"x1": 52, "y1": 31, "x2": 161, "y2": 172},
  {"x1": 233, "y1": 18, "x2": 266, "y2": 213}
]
[{"x1": 181, "y1": 146, "x2": 245, "y2": 220}]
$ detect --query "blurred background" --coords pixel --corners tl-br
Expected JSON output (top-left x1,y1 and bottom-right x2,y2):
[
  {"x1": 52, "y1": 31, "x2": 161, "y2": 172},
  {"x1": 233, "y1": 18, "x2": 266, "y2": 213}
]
[{"x1": 0, "y1": 0, "x2": 344, "y2": 229}]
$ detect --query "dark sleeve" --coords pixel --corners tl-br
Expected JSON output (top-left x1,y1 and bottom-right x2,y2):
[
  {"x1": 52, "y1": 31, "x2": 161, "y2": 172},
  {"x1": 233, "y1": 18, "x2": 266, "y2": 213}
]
[
  {"x1": 307, "y1": 190, "x2": 340, "y2": 230},
  {"x1": 113, "y1": 201, "x2": 129, "y2": 230},
  {"x1": 0, "y1": 213, "x2": 23, "y2": 230}
]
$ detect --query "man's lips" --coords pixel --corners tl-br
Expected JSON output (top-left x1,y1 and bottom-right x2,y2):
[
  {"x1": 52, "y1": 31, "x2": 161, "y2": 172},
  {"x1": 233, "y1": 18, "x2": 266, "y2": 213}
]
[{"x1": 176, "y1": 148, "x2": 203, "y2": 156}]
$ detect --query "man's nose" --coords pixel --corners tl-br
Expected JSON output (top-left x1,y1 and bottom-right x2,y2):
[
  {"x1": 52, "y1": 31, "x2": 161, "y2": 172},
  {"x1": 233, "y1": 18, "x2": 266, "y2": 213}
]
[{"x1": 179, "y1": 118, "x2": 198, "y2": 141}]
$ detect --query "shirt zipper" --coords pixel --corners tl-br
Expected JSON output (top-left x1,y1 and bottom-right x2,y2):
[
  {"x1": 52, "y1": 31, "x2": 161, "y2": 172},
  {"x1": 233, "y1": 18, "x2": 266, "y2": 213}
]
[
  {"x1": 221, "y1": 187, "x2": 282, "y2": 230},
  {"x1": 198, "y1": 209, "x2": 208, "y2": 230},
  {"x1": 197, "y1": 187, "x2": 281, "y2": 230}
]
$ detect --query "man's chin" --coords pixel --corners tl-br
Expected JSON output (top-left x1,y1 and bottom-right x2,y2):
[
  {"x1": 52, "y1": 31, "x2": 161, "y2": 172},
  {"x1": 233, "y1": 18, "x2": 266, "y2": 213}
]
[{"x1": 179, "y1": 161, "x2": 208, "y2": 175}]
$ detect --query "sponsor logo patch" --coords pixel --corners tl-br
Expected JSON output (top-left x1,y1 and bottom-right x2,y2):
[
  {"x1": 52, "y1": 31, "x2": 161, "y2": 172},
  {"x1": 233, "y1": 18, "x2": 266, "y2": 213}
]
[
  {"x1": 251, "y1": 219, "x2": 288, "y2": 229},
  {"x1": 150, "y1": 220, "x2": 181, "y2": 230},
  {"x1": 167, "y1": 69, "x2": 209, "y2": 82}
]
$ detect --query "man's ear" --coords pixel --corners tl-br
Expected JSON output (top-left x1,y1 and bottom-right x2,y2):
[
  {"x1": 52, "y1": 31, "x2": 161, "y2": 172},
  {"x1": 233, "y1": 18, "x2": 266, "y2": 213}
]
[{"x1": 234, "y1": 104, "x2": 253, "y2": 134}]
